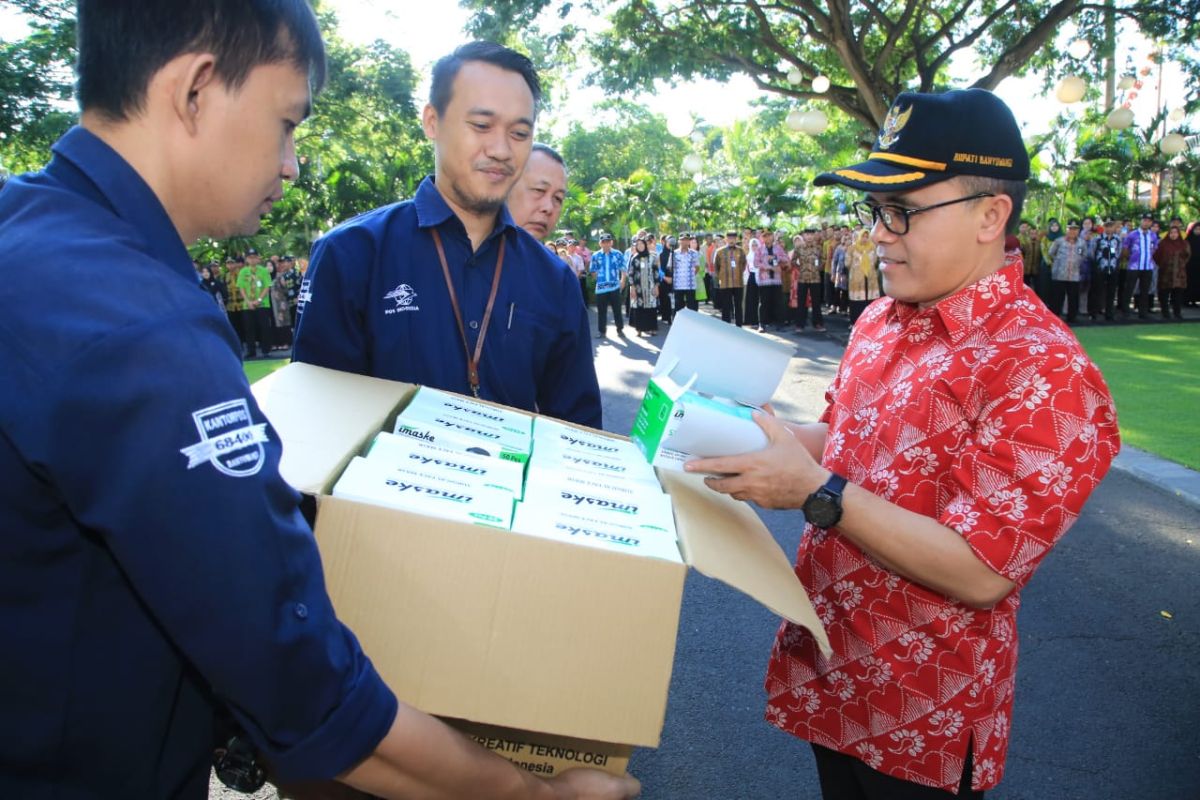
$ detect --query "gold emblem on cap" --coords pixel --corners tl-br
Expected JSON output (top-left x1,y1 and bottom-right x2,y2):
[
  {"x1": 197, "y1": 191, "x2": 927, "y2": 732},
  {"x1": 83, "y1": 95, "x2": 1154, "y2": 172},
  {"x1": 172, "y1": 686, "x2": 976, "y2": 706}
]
[{"x1": 877, "y1": 104, "x2": 913, "y2": 150}]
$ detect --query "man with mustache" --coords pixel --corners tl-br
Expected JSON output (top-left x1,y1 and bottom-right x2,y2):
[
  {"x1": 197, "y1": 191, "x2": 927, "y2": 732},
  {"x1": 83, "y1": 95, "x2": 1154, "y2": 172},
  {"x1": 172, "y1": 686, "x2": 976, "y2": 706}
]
[
  {"x1": 293, "y1": 43, "x2": 601, "y2": 428},
  {"x1": 687, "y1": 89, "x2": 1119, "y2": 798},
  {"x1": 509, "y1": 142, "x2": 568, "y2": 244}
]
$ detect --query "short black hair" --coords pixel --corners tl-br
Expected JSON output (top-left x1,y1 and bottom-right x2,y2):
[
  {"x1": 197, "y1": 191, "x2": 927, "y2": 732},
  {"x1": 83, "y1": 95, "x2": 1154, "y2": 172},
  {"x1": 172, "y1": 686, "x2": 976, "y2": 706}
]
[
  {"x1": 959, "y1": 175, "x2": 1027, "y2": 236},
  {"x1": 430, "y1": 42, "x2": 541, "y2": 118},
  {"x1": 77, "y1": 0, "x2": 326, "y2": 121}
]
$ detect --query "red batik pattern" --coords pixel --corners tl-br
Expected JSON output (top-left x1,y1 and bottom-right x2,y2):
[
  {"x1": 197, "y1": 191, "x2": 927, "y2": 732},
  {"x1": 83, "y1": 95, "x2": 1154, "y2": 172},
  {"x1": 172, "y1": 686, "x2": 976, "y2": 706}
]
[{"x1": 765, "y1": 257, "x2": 1120, "y2": 792}]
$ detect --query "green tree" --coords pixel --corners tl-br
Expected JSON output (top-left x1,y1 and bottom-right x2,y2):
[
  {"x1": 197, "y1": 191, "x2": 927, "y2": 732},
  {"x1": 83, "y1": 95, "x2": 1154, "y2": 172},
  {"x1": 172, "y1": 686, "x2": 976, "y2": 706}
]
[
  {"x1": 462, "y1": 0, "x2": 1195, "y2": 136},
  {"x1": 268, "y1": 26, "x2": 431, "y2": 249},
  {"x1": 0, "y1": 0, "x2": 76, "y2": 174},
  {"x1": 0, "y1": 1, "x2": 433, "y2": 257},
  {"x1": 557, "y1": 99, "x2": 690, "y2": 190}
]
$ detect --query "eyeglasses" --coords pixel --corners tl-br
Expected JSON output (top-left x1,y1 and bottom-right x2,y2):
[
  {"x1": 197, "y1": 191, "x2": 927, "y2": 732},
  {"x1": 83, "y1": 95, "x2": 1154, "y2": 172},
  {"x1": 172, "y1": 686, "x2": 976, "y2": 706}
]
[{"x1": 852, "y1": 192, "x2": 995, "y2": 235}]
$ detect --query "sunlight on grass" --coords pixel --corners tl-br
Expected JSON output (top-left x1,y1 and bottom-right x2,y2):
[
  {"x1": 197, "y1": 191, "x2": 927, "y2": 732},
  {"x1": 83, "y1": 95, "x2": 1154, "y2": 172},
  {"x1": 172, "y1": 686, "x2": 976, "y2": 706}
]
[
  {"x1": 244, "y1": 359, "x2": 290, "y2": 385},
  {"x1": 1073, "y1": 325, "x2": 1199, "y2": 471}
]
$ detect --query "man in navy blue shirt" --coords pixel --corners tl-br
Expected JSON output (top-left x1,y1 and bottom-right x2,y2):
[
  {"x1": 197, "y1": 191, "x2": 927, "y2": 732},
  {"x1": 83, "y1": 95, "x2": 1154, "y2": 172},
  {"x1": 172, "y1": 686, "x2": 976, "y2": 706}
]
[
  {"x1": 0, "y1": 3, "x2": 637, "y2": 800},
  {"x1": 292, "y1": 43, "x2": 602, "y2": 429}
]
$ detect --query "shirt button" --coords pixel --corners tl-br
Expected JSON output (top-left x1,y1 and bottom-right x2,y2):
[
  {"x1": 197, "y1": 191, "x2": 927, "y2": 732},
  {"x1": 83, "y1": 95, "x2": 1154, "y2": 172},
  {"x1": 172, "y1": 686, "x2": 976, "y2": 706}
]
[
  {"x1": 469, "y1": 320, "x2": 479, "y2": 330},
  {"x1": 294, "y1": 603, "x2": 309, "y2": 620}
]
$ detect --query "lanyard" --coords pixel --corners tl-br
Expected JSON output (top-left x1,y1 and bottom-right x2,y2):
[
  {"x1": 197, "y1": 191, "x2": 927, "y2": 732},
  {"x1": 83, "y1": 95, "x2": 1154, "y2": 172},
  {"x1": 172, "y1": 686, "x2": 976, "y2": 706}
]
[{"x1": 430, "y1": 228, "x2": 505, "y2": 398}]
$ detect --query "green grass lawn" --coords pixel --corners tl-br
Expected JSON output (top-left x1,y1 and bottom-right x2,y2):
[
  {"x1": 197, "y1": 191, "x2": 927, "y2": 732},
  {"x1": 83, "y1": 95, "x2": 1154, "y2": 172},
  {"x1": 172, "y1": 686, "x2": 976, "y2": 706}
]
[
  {"x1": 1073, "y1": 323, "x2": 1199, "y2": 470},
  {"x1": 243, "y1": 357, "x2": 290, "y2": 385}
]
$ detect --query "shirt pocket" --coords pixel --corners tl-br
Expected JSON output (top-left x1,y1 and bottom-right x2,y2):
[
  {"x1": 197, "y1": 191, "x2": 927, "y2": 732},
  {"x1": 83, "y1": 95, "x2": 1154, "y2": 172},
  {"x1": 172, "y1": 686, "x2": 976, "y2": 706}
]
[{"x1": 498, "y1": 305, "x2": 557, "y2": 387}]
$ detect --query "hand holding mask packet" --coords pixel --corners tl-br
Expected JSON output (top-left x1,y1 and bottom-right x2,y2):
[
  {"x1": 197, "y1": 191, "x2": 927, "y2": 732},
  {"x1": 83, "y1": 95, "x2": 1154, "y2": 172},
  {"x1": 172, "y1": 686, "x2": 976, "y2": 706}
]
[{"x1": 630, "y1": 309, "x2": 794, "y2": 471}]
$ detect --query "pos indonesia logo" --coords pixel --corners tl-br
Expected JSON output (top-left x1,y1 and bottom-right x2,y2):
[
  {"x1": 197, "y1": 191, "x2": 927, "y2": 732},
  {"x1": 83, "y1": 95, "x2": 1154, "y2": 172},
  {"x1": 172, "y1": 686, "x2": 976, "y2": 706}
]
[{"x1": 180, "y1": 399, "x2": 270, "y2": 477}]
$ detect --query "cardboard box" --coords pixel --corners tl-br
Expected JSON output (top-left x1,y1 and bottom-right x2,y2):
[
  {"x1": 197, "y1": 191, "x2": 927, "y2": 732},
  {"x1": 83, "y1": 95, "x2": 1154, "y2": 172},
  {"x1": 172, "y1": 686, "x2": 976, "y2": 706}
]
[
  {"x1": 526, "y1": 444, "x2": 661, "y2": 487},
  {"x1": 443, "y1": 718, "x2": 633, "y2": 778},
  {"x1": 333, "y1": 456, "x2": 515, "y2": 529},
  {"x1": 367, "y1": 431, "x2": 525, "y2": 498},
  {"x1": 631, "y1": 309, "x2": 795, "y2": 469},
  {"x1": 533, "y1": 416, "x2": 643, "y2": 461},
  {"x1": 252, "y1": 363, "x2": 828, "y2": 773},
  {"x1": 407, "y1": 386, "x2": 533, "y2": 440},
  {"x1": 511, "y1": 491, "x2": 681, "y2": 564},
  {"x1": 394, "y1": 403, "x2": 533, "y2": 465}
]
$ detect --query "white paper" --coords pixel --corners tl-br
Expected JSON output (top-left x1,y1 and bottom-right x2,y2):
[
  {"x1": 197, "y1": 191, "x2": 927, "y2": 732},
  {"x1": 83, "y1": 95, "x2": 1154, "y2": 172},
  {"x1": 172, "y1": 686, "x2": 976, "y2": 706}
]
[{"x1": 655, "y1": 308, "x2": 794, "y2": 404}]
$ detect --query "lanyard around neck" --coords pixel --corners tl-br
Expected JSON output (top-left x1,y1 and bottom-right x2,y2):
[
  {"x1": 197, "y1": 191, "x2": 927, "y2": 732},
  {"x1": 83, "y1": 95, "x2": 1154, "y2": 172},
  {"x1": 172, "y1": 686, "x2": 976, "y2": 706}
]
[{"x1": 430, "y1": 228, "x2": 505, "y2": 398}]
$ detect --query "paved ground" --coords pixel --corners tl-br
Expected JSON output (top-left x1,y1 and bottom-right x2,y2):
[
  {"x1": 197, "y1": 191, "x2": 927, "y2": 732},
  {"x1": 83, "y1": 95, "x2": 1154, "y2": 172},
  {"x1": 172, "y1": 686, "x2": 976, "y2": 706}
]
[{"x1": 212, "y1": 302, "x2": 1200, "y2": 799}]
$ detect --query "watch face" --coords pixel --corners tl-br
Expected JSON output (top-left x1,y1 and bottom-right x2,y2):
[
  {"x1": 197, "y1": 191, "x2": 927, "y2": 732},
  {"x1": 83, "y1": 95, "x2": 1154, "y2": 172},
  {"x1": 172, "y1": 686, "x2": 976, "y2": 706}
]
[{"x1": 804, "y1": 490, "x2": 841, "y2": 528}]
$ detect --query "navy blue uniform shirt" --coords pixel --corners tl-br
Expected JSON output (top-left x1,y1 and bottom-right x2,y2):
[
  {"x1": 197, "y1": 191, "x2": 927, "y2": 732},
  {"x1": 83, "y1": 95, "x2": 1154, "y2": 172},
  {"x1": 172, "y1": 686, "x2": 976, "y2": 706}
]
[
  {"x1": 0, "y1": 127, "x2": 397, "y2": 798},
  {"x1": 292, "y1": 176, "x2": 602, "y2": 428}
]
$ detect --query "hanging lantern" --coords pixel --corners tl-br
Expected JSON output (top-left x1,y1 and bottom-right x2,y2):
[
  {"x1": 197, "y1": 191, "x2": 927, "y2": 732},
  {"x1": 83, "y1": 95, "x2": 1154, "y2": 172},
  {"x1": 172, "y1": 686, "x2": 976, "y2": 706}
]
[
  {"x1": 1067, "y1": 39, "x2": 1092, "y2": 60},
  {"x1": 811, "y1": 75, "x2": 831, "y2": 93},
  {"x1": 786, "y1": 109, "x2": 806, "y2": 130},
  {"x1": 1117, "y1": 75, "x2": 1136, "y2": 91},
  {"x1": 1134, "y1": 80, "x2": 1143, "y2": 90},
  {"x1": 1169, "y1": 107, "x2": 1185, "y2": 122},
  {"x1": 1139, "y1": 66, "x2": 1151, "y2": 76},
  {"x1": 1105, "y1": 107, "x2": 1135, "y2": 129},
  {"x1": 1122, "y1": 101, "x2": 1132, "y2": 109},
  {"x1": 1159, "y1": 133, "x2": 1188, "y2": 156},
  {"x1": 1128, "y1": 91, "x2": 1138, "y2": 100},
  {"x1": 802, "y1": 109, "x2": 829, "y2": 134},
  {"x1": 787, "y1": 69, "x2": 803, "y2": 85},
  {"x1": 1055, "y1": 76, "x2": 1087, "y2": 104},
  {"x1": 682, "y1": 153, "x2": 704, "y2": 174},
  {"x1": 667, "y1": 115, "x2": 693, "y2": 138}
]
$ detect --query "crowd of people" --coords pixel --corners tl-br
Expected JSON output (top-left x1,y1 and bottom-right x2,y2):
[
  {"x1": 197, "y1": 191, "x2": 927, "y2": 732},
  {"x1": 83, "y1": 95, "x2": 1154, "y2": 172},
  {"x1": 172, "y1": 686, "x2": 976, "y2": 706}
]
[
  {"x1": 195, "y1": 250, "x2": 306, "y2": 359},
  {"x1": 1019, "y1": 214, "x2": 1199, "y2": 322},
  {"x1": 543, "y1": 211, "x2": 1199, "y2": 339},
  {"x1": 547, "y1": 223, "x2": 925, "y2": 337}
]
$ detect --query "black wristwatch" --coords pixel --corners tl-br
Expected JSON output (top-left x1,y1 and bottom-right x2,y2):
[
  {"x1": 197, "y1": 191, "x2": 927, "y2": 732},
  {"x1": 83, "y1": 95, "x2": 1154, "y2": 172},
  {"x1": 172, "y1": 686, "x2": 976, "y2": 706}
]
[{"x1": 802, "y1": 473, "x2": 847, "y2": 528}]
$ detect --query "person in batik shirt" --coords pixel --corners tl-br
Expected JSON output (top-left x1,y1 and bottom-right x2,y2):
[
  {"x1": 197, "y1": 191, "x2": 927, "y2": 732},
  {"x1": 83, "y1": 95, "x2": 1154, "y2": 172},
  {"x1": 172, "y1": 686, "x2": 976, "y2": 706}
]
[{"x1": 687, "y1": 89, "x2": 1119, "y2": 799}]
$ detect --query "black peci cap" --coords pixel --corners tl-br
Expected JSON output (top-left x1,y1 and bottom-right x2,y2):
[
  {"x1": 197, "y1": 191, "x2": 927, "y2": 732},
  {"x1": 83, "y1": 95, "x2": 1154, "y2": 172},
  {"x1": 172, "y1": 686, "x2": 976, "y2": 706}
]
[
  {"x1": 599, "y1": 232, "x2": 614, "y2": 241},
  {"x1": 815, "y1": 89, "x2": 1030, "y2": 193}
]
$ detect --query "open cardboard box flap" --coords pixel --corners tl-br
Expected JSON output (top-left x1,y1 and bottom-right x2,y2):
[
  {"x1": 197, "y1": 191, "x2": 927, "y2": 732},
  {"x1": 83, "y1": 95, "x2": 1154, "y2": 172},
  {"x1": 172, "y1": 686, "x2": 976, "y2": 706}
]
[
  {"x1": 660, "y1": 469, "x2": 829, "y2": 653},
  {"x1": 253, "y1": 362, "x2": 416, "y2": 494}
]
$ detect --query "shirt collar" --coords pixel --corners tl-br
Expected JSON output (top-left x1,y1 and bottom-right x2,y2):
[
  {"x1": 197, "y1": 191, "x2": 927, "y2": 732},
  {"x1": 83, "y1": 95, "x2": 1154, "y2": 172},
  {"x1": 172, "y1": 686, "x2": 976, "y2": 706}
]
[
  {"x1": 413, "y1": 174, "x2": 518, "y2": 245},
  {"x1": 49, "y1": 126, "x2": 194, "y2": 282},
  {"x1": 888, "y1": 257, "x2": 1026, "y2": 344}
]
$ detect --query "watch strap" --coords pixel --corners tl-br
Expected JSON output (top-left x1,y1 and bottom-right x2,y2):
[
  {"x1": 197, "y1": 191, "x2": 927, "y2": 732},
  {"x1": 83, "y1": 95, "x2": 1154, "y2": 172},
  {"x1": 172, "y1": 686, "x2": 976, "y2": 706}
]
[{"x1": 822, "y1": 472, "x2": 847, "y2": 498}]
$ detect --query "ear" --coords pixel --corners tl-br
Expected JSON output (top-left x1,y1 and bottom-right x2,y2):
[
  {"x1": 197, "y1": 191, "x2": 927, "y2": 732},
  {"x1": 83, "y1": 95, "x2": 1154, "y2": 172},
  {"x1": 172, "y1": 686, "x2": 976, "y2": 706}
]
[
  {"x1": 421, "y1": 103, "x2": 439, "y2": 141},
  {"x1": 977, "y1": 194, "x2": 1013, "y2": 245},
  {"x1": 172, "y1": 53, "x2": 220, "y2": 136}
]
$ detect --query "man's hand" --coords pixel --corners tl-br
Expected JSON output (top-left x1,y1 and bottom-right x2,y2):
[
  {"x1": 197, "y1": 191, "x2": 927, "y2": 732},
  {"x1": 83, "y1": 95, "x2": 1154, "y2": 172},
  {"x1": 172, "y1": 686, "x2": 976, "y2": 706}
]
[
  {"x1": 548, "y1": 768, "x2": 641, "y2": 799},
  {"x1": 684, "y1": 412, "x2": 825, "y2": 509}
]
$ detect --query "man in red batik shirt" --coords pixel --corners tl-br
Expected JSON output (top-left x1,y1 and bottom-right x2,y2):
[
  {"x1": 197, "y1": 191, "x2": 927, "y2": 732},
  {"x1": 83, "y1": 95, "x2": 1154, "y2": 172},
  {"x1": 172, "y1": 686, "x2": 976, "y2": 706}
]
[{"x1": 686, "y1": 89, "x2": 1120, "y2": 798}]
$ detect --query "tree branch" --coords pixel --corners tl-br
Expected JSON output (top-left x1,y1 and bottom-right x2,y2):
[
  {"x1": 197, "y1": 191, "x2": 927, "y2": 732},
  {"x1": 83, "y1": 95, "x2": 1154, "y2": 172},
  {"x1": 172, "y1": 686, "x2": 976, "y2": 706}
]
[
  {"x1": 926, "y1": 0, "x2": 1021, "y2": 81},
  {"x1": 972, "y1": 0, "x2": 1083, "y2": 89},
  {"x1": 873, "y1": 0, "x2": 925, "y2": 83}
]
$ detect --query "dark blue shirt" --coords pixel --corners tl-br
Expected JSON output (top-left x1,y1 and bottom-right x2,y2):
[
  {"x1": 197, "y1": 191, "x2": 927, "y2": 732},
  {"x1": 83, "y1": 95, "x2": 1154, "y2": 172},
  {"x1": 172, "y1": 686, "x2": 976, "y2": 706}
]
[
  {"x1": 0, "y1": 127, "x2": 397, "y2": 798},
  {"x1": 292, "y1": 176, "x2": 602, "y2": 428}
]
